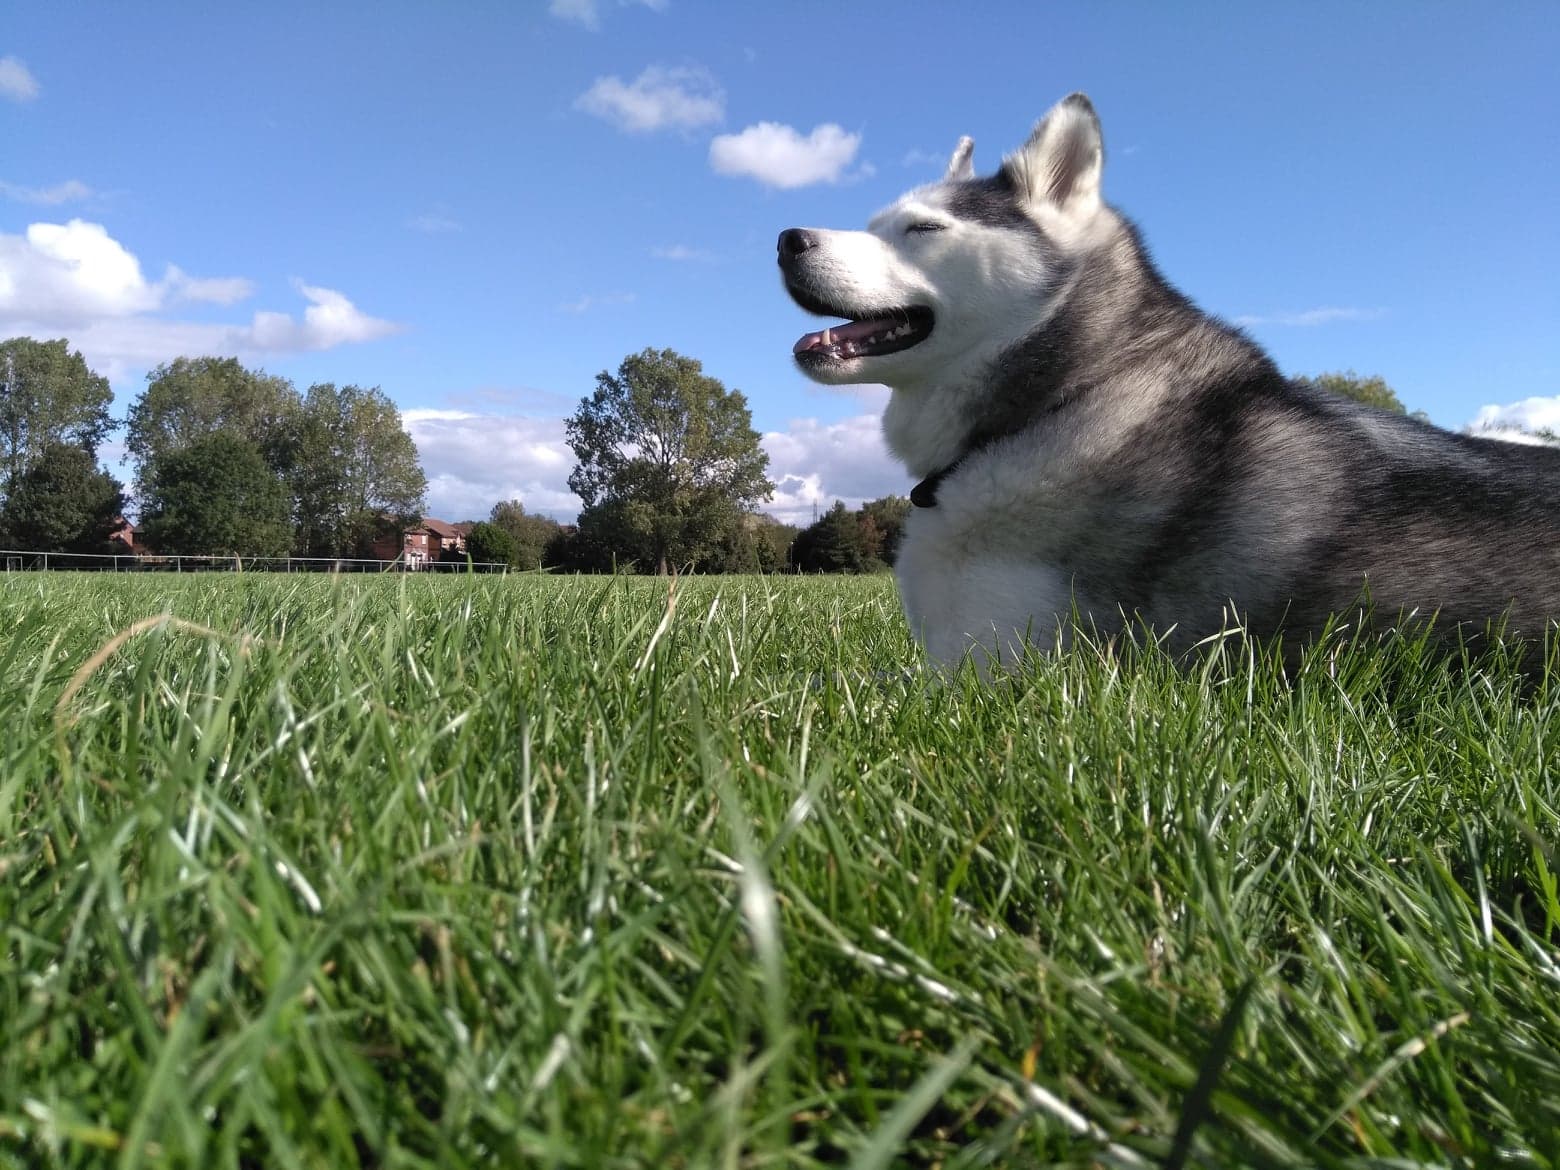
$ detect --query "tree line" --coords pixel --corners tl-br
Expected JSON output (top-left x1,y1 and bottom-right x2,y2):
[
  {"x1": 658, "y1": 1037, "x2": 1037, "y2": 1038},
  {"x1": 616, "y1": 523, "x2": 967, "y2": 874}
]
[
  {"x1": 1, "y1": 337, "x2": 426, "y2": 559},
  {"x1": 1, "y1": 334, "x2": 1415, "y2": 571}
]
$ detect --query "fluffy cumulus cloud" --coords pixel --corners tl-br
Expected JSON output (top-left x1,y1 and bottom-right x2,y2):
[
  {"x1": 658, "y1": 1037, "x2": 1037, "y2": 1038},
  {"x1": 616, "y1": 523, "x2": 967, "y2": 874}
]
[
  {"x1": 248, "y1": 282, "x2": 399, "y2": 350},
  {"x1": 709, "y1": 122, "x2": 863, "y2": 189},
  {"x1": 1465, "y1": 397, "x2": 1560, "y2": 443},
  {"x1": 402, "y1": 409, "x2": 581, "y2": 522},
  {"x1": 0, "y1": 219, "x2": 162, "y2": 320},
  {"x1": 575, "y1": 65, "x2": 723, "y2": 133},
  {"x1": 0, "y1": 218, "x2": 397, "y2": 377},
  {"x1": 761, "y1": 402, "x2": 904, "y2": 525},
  {"x1": 0, "y1": 56, "x2": 39, "y2": 102},
  {"x1": 549, "y1": 0, "x2": 666, "y2": 31}
]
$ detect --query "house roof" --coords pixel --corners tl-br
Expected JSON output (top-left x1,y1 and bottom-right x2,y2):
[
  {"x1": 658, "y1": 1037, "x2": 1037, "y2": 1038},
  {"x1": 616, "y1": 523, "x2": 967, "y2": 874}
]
[{"x1": 421, "y1": 517, "x2": 461, "y2": 539}]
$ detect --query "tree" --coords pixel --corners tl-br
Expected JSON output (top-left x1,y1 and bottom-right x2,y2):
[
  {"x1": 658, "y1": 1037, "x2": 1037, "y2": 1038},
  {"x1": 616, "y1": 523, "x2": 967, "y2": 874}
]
[
  {"x1": 1295, "y1": 370, "x2": 1405, "y2": 414},
  {"x1": 542, "y1": 523, "x2": 615, "y2": 573},
  {"x1": 858, "y1": 495, "x2": 911, "y2": 568},
  {"x1": 488, "y1": 500, "x2": 563, "y2": 571},
  {"x1": 566, "y1": 348, "x2": 773, "y2": 574},
  {"x1": 464, "y1": 521, "x2": 520, "y2": 568},
  {"x1": 751, "y1": 516, "x2": 799, "y2": 573},
  {"x1": 125, "y1": 357, "x2": 302, "y2": 489},
  {"x1": 0, "y1": 442, "x2": 124, "y2": 553},
  {"x1": 138, "y1": 433, "x2": 292, "y2": 558},
  {"x1": 792, "y1": 501, "x2": 871, "y2": 573},
  {"x1": 291, "y1": 383, "x2": 427, "y2": 557},
  {"x1": 698, "y1": 511, "x2": 798, "y2": 573},
  {"x1": 0, "y1": 337, "x2": 115, "y2": 496}
]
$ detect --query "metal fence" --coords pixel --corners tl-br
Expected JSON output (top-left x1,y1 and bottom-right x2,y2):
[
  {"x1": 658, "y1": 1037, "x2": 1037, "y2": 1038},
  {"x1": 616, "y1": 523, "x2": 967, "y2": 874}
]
[{"x1": 1, "y1": 549, "x2": 513, "y2": 574}]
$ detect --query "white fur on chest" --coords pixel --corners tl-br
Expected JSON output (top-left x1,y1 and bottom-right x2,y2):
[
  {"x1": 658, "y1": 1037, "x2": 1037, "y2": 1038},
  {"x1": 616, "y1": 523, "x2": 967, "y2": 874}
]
[
  {"x1": 894, "y1": 482, "x2": 1102, "y2": 668},
  {"x1": 897, "y1": 540, "x2": 1079, "y2": 667}
]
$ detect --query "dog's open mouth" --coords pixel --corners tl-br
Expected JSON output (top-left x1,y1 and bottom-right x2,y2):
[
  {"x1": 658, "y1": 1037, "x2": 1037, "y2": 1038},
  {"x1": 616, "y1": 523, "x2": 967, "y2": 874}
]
[{"x1": 793, "y1": 306, "x2": 934, "y2": 362}]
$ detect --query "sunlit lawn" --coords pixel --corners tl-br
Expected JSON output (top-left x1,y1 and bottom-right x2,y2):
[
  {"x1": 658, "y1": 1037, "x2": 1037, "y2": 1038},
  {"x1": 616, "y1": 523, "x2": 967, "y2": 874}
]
[{"x1": 2, "y1": 571, "x2": 1557, "y2": 1168}]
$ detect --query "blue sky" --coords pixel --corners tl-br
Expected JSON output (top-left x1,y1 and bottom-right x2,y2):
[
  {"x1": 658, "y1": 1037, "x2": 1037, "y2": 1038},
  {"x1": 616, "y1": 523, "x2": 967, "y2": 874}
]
[{"x1": 3, "y1": 2, "x2": 1557, "y2": 523}]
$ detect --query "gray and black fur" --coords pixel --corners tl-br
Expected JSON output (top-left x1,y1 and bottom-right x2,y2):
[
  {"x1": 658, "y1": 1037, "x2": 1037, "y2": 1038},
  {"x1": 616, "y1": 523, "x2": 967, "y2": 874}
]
[{"x1": 780, "y1": 93, "x2": 1560, "y2": 665}]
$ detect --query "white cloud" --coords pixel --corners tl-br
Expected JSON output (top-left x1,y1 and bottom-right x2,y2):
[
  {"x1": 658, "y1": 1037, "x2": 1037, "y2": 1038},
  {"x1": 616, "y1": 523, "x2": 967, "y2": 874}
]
[
  {"x1": 249, "y1": 281, "x2": 400, "y2": 350},
  {"x1": 559, "y1": 290, "x2": 635, "y2": 314},
  {"x1": 0, "y1": 219, "x2": 163, "y2": 320},
  {"x1": 406, "y1": 211, "x2": 462, "y2": 234},
  {"x1": 575, "y1": 65, "x2": 723, "y2": 133},
  {"x1": 710, "y1": 122, "x2": 863, "y2": 189},
  {"x1": 1465, "y1": 397, "x2": 1560, "y2": 443},
  {"x1": 1233, "y1": 306, "x2": 1385, "y2": 328},
  {"x1": 403, "y1": 409, "x2": 581, "y2": 521},
  {"x1": 0, "y1": 57, "x2": 39, "y2": 103},
  {"x1": 163, "y1": 265, "x2": 255, "y2": 305},
  {"x1": 761, "y1": 406, "x2": 904, "y2": 525},
  {"x1": 549, "y1": 0, "x2": 667, "y2": 30},
  {"x1": 901, "y1": 147, "x2": 946, "y2": 170},
  {"x1": 0, "y1": 178, "x2": 93, "y2": 205},
  {"x1": 651, "y1": 244, "x2": 713, "y2": 262},
  {"x1": 0, "y1": 219, "x2": 398, "y2": 378}
]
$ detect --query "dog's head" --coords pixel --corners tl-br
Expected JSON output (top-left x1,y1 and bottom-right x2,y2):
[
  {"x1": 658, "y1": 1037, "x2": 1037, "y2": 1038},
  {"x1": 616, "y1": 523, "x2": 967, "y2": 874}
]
[{"x1": 779, "y1": 93, "x2": 1110, "y2": 390}]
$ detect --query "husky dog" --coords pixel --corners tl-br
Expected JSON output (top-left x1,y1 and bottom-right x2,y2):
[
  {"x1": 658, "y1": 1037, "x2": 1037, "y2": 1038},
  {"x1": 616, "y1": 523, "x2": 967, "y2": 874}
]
[{"x1": 779, "y1": 93, "x2": 1560, "y2": 667}]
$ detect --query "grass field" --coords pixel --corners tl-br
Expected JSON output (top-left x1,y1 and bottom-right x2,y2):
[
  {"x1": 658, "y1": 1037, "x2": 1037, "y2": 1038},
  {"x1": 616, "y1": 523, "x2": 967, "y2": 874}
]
[{"x1": 2, "y1": 571, "x2": 1558, "y2": 1169}]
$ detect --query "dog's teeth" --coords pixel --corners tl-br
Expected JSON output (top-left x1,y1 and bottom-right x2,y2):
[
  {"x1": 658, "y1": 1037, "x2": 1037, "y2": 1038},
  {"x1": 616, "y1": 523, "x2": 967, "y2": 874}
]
[{"x1": 822, "y1": 328, "x2": 833, "y2": 346}]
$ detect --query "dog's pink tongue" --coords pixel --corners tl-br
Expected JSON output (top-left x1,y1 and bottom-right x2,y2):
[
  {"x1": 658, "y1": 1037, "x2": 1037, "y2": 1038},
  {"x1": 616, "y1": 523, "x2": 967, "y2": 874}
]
[{"x1": 793, "y1": 318, "x2": 887, "y2": 354}]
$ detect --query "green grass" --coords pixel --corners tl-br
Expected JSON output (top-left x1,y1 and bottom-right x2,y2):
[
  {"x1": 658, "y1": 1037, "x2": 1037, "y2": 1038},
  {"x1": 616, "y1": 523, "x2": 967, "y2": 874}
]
[{"x1": 2, "y1": 571, "x2": 1558, "y2": 1169}]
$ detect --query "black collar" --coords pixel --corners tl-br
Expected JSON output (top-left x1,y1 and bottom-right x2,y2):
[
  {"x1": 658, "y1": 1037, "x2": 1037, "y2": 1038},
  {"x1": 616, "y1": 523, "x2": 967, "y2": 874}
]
[
  {"x1": 906, "y1": 381, "x2": 1096, "y2": 508},
  {"x1": 910, "y1": 462, "x2": 958, "y2": 508}
]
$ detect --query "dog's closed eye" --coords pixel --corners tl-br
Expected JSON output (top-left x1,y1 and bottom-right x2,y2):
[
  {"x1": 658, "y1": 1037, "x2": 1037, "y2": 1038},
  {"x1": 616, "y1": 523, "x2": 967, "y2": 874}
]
[{"x1": 906, "y1": 222, "x2": 947, "y2": 235}]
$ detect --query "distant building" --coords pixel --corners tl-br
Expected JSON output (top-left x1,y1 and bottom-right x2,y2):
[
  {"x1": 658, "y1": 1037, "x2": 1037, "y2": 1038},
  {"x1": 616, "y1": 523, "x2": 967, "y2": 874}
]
[
  {"x1": 107, "y1": 516, "x2": 140, "y2": 556},
  {"x1": 421, "y1": 517, "x2": 468, "y2": 559},
  {"x1": 366, "y1": 516, "x2": 468, "y2": 567}
]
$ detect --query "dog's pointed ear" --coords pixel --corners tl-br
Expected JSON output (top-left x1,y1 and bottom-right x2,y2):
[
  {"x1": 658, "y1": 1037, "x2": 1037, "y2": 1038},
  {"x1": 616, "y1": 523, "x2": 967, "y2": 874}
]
[
  {"x1": 944, "y1": 136, "x2": 974, "y2": 182},
  {"x1": 1004, "y1": 93, "x2": 1103, "y2": 213}
]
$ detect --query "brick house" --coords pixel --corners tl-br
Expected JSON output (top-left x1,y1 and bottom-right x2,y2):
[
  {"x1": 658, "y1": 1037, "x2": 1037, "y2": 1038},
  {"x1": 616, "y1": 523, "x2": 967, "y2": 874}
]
[
  {"x1": 422, "y1": 518, "x2": 468, "y2": 560},
  {"x1": 107, "y1": 516, "x2": 140, "y2": 556},
  {"x1": 366, "y1": 517, "x2": 467, "y2": 567}
]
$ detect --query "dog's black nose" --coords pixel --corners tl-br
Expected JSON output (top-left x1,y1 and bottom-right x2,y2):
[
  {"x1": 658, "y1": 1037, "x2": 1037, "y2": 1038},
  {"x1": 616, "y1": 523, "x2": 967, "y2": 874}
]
[{"x1": 777, "y1": 228, "x2": 817, "y2": 260}]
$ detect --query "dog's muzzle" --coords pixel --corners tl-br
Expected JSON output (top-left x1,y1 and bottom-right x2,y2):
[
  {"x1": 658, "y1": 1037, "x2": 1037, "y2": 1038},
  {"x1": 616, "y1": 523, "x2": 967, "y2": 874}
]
[{"x1": 777, "y1": 228, "x2": 819, "y2": 267}]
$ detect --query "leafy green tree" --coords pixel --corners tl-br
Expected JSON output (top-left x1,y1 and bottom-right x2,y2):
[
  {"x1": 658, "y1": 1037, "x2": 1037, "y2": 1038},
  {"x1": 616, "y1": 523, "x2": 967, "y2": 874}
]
[
  {"x1": 1295, "y1": 370, "x2": 1406, "y2": 414},
  {"x1": 792, "y1": 501, "x2": 870, "y2": 573},
  {"x1": 0, "y1": 442, "x2": 125, "y2": 553},
  {"x1": 125, "y1": 357, "x2": 302, "y2": 490},
  {"x1": 542, "y1": 524, "x2": 615, "y2": 573},
  {"x1": 566, "y1": 348, "x2": 773, "y2": 574},
  {"x1": 291, "y1": 383, "x2": 427, "y2": 557},
  {"x1": 138, "y1": 433, "x2": 292, "y2": 557},
  {"x1": 464, "y1": 521, "x2": 520, "y2": 568},
  {"x1": 702, "y1": 512, "x2": 799, "y2": 573},
  {"x1": 488, "y1": 499, "x2": 563, "y2": 570},
  {"x1": 858, "y1": 495, "x2": 911, "y2": 568},
  {"x1": 0, "y1": 337, "x2": 115, "y2": 496},
  {"x1": 751, "y1": 516, "x2": 799, "y2": 573}
]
